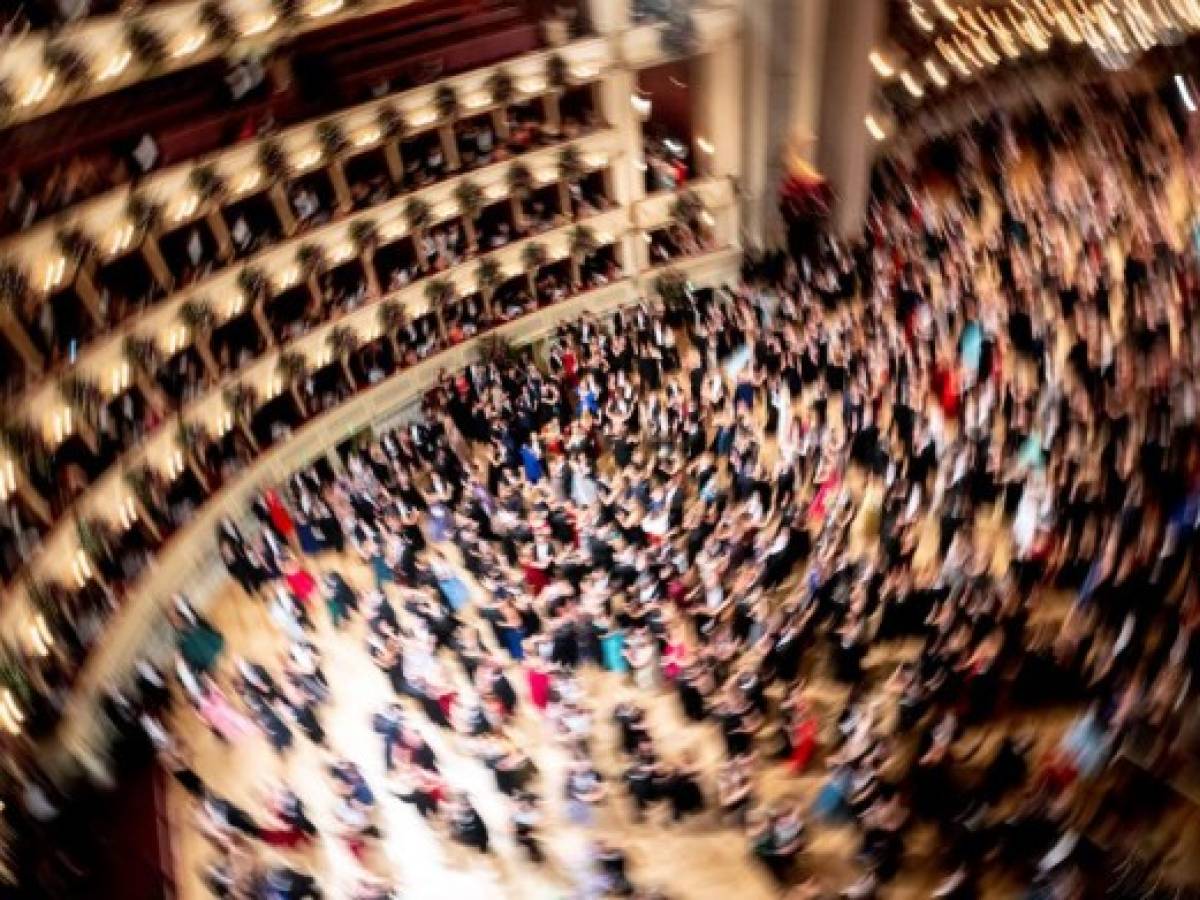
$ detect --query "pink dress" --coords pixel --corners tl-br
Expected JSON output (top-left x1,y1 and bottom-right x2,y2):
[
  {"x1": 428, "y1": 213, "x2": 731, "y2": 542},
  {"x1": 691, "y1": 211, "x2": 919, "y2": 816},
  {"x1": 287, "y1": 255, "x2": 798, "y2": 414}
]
[
  {"x1": 661, "y1": 642, "x2": 686, "y2": 681},
  {"x1": 198, "y1": 687, "x2": 254, "y2": 742}
]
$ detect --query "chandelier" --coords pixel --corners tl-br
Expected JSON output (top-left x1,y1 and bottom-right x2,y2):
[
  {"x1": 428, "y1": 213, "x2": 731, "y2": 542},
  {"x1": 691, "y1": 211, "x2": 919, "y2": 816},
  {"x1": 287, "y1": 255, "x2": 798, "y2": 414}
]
[{"x1": 897, "y1": 0, "x2": 1200, "y2": 93}]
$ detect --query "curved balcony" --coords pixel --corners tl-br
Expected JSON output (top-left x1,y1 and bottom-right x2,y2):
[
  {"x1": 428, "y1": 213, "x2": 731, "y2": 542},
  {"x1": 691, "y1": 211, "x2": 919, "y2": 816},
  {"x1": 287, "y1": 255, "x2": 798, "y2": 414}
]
[
  {"x1": 13, "y1": 125, "x2": 622, "y2": 421},
  {"x1": 0, "y1": 38, "x2": 613, "y2": 348},
  {"x1": 43, "y1": 243, "x2": 740, "y2": 772},
  {"x1": 0, "y1": 135, "x2": 625, "y2": 566},
  {"x1": 0, "y1": 173, "x2": 737, "y2": 760},
  {"x1": 0, "y1": 0, "x2": 465, "y2": 127}
]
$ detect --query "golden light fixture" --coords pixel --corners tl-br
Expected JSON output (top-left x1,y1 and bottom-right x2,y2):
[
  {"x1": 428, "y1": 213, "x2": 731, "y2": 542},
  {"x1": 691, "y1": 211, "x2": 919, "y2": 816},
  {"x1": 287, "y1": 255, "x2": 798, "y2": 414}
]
[
  {"x1": 869, "y1": 50, "x2": 895, "y2": 79},
  {"x1": 900, "y1": 70, "x2": 925, "y2": 98},
  {"x1": 172, "y1": 31, "x2": 207, "y2": 59},
  {"x1": 924, "y1": 58, "x2": 949, "y2": 88},
  {"x1": 865, "y1": 115, "x2": 887, "y2": 142},
  {"x1": 99, "y1": 50, "x2": 133, "y2": 81}
]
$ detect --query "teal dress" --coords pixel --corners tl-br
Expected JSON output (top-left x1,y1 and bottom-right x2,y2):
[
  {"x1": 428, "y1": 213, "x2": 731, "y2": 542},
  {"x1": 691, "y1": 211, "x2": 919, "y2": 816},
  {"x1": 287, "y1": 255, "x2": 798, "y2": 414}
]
[
  {"x1": 178, "y1": 622, "x2": 224, "y2": 674},
  {"x1": 601, "y1": 630, "x2": 628, "y2": 673},
  {"x1": 371, "y1": 554, "x2": 393, "y2": 589}
]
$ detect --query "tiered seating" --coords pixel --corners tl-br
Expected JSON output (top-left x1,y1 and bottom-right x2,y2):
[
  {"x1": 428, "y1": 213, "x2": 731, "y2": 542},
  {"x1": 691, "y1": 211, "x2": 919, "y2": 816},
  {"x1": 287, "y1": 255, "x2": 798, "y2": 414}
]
[
  {"x1": 0, "y1": 0, "x2": 538, "y2": 237},
  {"x1": 0, "y1": 4, "x2": 741, "y2": 779},
  {"x1": 0, "y1": 42, "x2": 660, "y2": 734}
]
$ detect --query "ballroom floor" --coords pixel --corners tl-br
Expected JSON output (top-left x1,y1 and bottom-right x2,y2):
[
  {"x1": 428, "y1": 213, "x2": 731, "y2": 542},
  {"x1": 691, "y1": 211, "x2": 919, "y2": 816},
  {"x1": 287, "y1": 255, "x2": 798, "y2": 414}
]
[
  {"x1": 163, "y1": 478, "x2": 1106, "y2": 900},
  {"x1": 164, "y1": 155, "x2": 1200, "y2": 896}
]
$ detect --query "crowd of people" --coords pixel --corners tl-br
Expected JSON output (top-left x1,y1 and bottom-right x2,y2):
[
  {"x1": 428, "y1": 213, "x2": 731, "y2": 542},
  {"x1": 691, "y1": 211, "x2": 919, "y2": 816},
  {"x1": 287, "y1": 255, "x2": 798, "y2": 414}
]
[{"x1": 83, "y1": 83, "x2": 1200, "y2": 900}]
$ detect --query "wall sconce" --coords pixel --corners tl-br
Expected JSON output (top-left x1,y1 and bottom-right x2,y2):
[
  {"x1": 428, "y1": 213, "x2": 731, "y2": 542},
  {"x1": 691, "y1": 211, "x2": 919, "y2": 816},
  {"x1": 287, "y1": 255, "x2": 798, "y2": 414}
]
[
  {"x1": 924, "y1": 58, "x2": 948, "y2": 89},
  {"x1": 110, "y1": 223, "x2": 136, "y2": 256},
  {"x1": 869, "y1": 51, "x2": 895, "y2": 79},
  {"x1": 911, "y1": 4, "x2": 934, "y2": 32},
  {"x1": 100, "y1": 50, "x2": 133, "y2": 81},
  {"x1": 72, "y1": 548, "x2": 93, "y2": 587},
  {"x1": 167, "y1": 324, "x2": 188, "y2": 355},
  {"x1": 118, "y1": 496, "x2": 138, "y2": 530},
  {"x1": 630, "y1": 93, "x2": 652, "y2": 119},
  {"x1": 111, "y1": 362, "x2": 131, "y2": 395},
  {"x1": 0, "y1": 689, "x2": 24, "y2": 735},
  {"x1": 308, "y1": 0, "x2": 343, "y2": 17},
  {"x1": 243, "y1": 14, "x2": 277, "y2": 36},
  {"x1": 278, "y1": 266, "x2": 300, "y2": 290},
  {"x1": 0, "y1": 458, "x2": 14, "y2": 501},
  {"x1": 21, "y1": 72, "x2": 56, "y2": 106},
  {"x1": 237, "y1": 171, "x2": 261, "y2": 194},
  {"x1": 175, "y1": 194, "x2": 200, "y2": 222},
  {"x1": 865, "y1": 115, "x2": 887, "y2": 142},
  {"x1": 172, "y1": 31, "x2": 206, "y2": 59},
  {"x1": 696, "y1": 137, "x2": 714, "y2": 155},
  {"x1": 51, "y1": 407, "x2": 73, "y2": 446},
  {"x1": 43, "y1": 256, "x2": 66, "y2": 291},
  {"x1": 900, "y1": 71, "x2": 925, "y2": 98},
  {"x1": 29, "y1": 614, "x2": 53, "y2": 658},
  {"x1": 932, "y1": 0, "x2": 957, "y2": 23}
]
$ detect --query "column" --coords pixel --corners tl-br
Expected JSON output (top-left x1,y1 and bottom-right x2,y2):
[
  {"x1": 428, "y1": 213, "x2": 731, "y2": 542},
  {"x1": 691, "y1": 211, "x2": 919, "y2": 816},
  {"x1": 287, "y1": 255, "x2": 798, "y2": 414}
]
[
  {"x1": 816, "y1": 0, "x2": 882, "y2": 238},
  {"x1": 740, "y1": 0, "x2": 830, "y2": 247},
  {"x1": 691, "y1": 37, "x2": 743, "y2": 183},
  {"x1": 599, "y1": 67, "x2": 646, "y2": 208},
  {"x1": 585, "y1": 0, "x2": 631, "y2": 36}
]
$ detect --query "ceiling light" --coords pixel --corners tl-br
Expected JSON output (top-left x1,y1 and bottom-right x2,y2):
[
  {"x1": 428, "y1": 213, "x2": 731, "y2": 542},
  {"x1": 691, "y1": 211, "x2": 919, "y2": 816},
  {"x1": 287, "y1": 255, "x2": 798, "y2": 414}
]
[
  {"x1": 869, "y1": 50, "x2": 895, "y2": 78},
  {"x1": 924, "y1": 58, "x2": 949, "y2": 88},
  {"x1": 900, "y1": 71, "x2": 925, "y2": 98},
  {"x1": 932, "y1": 0, "x2": 958, "y2": 23},
  {"x1": 911, "y1": 3, "x2": 935, "y2": 32},
  {"x1": 1177, "y1": 73, "x2": 1197, "y2": 113}
]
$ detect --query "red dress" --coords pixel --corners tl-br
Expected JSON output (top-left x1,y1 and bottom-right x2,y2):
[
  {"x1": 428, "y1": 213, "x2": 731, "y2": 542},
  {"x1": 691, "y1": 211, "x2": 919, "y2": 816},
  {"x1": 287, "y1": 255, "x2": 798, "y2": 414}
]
[
  {"x1": 526, "y1": 665, "x2": 550, "y2": 712},
  {"x1": 265, "y1": 490, "x2": 296, "y2": 542},
  {"x1": 522, "y1": 562, "x2": 550, "y2": 596},
  {"x1": 285, "y1": 568, "x2": 317, "y2": 605}
]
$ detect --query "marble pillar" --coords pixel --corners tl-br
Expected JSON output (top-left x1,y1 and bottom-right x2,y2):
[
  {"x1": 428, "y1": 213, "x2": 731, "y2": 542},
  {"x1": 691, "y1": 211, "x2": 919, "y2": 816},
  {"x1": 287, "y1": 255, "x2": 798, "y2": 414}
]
[{"x1": 816, "y1": 0, "x2": 882, "y2": 238}]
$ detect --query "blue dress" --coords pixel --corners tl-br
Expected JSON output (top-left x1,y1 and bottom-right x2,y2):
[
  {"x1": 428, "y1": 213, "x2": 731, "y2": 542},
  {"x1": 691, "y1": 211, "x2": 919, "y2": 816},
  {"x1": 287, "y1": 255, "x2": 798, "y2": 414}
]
[
  {"x1": 500, "y1": 626, "x2": 526, "y2": 661},
  {"x1": 520, "y1": 445, "x2": 543, "y2": 483}
]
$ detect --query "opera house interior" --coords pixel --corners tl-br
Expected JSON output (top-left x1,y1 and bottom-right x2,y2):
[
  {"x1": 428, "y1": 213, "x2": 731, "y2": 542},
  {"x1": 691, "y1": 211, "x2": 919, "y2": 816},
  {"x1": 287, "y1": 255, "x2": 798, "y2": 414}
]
[{"x1": 4, "y1": 0, "x2": 1200, "y2": 897}]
